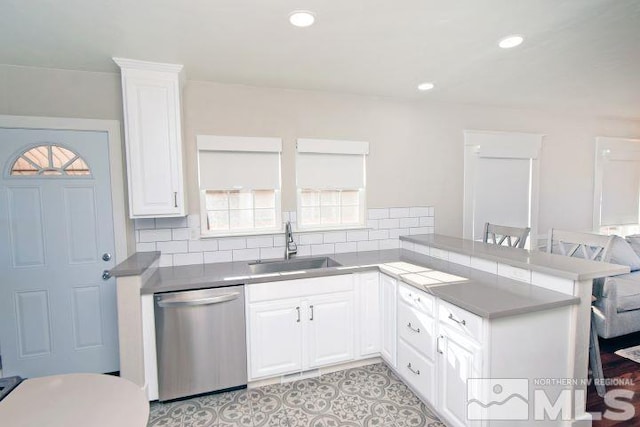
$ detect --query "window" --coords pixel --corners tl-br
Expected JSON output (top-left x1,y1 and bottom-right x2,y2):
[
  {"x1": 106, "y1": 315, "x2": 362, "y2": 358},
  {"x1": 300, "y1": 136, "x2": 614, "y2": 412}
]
[
  {"x1": 463, "y1": 130, "x2": 543, "y2": 246},
  {"x1": 296, "y1": 138, "x2": 368, "y2": 230},
  {"x1": 10, "y1": 144, "x2": 90, "y2": 176},
  {"x1": 594, "y1": 137, "x2": 640, "y2": 236},
  {"x1": 197, "y1": 135, "x2": 282, "y2": 236}
]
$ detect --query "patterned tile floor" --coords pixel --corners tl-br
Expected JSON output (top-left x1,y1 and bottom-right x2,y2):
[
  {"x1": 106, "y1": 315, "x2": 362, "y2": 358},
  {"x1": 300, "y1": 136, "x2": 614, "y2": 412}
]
[{"x1": 148, "y1": 363, "x2": 447, "y2": 427}]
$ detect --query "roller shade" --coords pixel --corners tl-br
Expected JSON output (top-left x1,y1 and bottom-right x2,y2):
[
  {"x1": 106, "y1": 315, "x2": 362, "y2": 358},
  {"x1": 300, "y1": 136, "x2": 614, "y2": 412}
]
[
  {"x1": 197, "y1": 135, "x2": 282, "y2": 190},
  {"x1": 473, "y1": 157, "x2": 531, "y2": 240},
  {"x1": 601, "y1": 156, "x2": 640, "y2": 226},
  {"x1": 296, "y1": 139, "x2": 368, "y2": 189}
]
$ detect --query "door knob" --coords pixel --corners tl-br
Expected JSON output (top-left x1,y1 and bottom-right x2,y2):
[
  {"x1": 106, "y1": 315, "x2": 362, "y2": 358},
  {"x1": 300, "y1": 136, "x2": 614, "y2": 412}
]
[
  {"x1": 102, "y1": 270, "x2": 112, "y2": 280},
  {"x1": 102, "y1": 253, "x2": 112, "y2": 262}
]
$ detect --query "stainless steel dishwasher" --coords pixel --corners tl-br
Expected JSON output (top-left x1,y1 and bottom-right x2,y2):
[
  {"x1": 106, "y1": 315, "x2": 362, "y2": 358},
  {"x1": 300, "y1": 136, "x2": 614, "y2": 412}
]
[{"x1": 154, "y1": 285, "x2": 247, "y2": 401}]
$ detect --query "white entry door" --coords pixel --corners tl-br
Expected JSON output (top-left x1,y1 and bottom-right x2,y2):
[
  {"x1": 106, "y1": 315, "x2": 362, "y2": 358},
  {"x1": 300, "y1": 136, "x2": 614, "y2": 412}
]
[{"x1": 0, "y1": 128, "x2": 119, "y2": 378}]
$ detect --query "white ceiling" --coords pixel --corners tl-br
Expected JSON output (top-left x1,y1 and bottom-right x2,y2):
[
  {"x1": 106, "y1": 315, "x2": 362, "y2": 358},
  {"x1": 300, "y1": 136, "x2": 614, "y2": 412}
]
[{"x1": 1, "y1": 0, "x2": 639, "y2": 119}]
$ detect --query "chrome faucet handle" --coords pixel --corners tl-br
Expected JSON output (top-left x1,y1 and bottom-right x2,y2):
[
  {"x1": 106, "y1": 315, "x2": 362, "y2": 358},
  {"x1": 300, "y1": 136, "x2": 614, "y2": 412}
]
[{"x1": 284, "y1": 221, "x2": 297, "y2": 259}]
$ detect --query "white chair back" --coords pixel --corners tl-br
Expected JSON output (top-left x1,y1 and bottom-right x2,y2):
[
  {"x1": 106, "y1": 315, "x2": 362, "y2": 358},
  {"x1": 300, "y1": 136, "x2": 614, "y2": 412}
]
[
  {"x1": 483, "y1": 222, "x2": 530, "y2": 249},
  {"x1": 546, "y1": 229, "x2": 614, "y2": 262}
]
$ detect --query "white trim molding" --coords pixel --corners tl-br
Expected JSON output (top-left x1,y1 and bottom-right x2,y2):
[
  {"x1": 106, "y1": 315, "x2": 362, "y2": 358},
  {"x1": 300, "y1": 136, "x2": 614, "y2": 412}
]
[
  {"x1": 593, "y1": 136, "x2": 640, "y2": 235},
  {"x1": 463, "y1": 130, "x2": 545, "y2": 245},
  {"x1": 297, "y1": 138, "x2": 370, "y2": 155}
]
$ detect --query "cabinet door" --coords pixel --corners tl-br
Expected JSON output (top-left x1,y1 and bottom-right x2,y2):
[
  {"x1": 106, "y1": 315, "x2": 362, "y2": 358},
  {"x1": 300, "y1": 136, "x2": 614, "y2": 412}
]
[
  {"x1": 437, "y1": 328, "x2": 482, "y2": 427},
  {"x1": 306, "y1": 292, "x2": 355, "y2": 368},
  {"x1": 380, "y1": 274, "x2": 397, "y2": 367},
  {"x1": 248, "y1": 299, "x2": 303, "y2": 379},
  {"x1": 397, "y1": 338, "x2": 436, "y2": 405},
  {"x1": 358, "y1": 272, "x2": 381, "y2": 357},
  {"x1": 119, "y1": 64, "x2": 185, "y2": 218}
]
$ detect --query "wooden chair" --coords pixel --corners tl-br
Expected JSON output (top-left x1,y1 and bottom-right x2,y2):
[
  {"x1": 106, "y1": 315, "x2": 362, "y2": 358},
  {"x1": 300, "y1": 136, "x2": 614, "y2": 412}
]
[
  {"x1": 547, "y1": 229, "x2": 615, "y2": 397},
  {"x1": 482, "y1": 223, "x2": 530, "y2": 249},
  {"x1": 546, "y1": 229, "x2": 614, "y2": 262}
]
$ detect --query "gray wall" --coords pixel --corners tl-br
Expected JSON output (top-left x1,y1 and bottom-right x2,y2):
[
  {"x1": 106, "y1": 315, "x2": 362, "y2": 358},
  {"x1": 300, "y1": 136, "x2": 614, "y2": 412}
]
[{"x1": 2, "y1": 64, "x2": 640, "y2": 238}]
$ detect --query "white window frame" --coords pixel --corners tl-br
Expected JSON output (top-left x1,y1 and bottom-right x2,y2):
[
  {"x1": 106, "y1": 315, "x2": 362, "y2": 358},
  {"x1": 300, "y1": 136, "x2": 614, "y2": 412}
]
[
  {"x1": 197, "y1": 135, "x2": 283, "y2": 238},
  {"x1": 593, "y1": 136, "x2": 640, "y2": 237},
  {"x1": 463, "y1": 130, "x2": 543, "y2": 246},
  {"x1": 295, "y1": 138, "x2": 368, "y2": 232}
]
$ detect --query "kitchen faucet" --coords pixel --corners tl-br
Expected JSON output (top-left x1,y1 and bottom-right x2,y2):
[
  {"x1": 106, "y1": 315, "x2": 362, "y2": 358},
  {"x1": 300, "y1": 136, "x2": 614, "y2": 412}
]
[{"x1": 284, "y1": 221, "x2": 297, "y2": 260}]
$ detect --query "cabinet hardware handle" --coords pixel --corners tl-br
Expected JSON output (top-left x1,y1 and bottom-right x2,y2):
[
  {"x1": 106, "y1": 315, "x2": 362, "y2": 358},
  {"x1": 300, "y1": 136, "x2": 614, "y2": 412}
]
[
  {"x1": 437, "y1": 335, "x2": 444, "y2": 354},
  {"x1": 448, "y1": 313, "x2": 466, "y2": 325},
  {"x1": 174, "y1": 192, "x2": 178, "y2": 208},
  {"x1": 407, "y1": 322, "x2": 421, "y2": 333},
  {"x1": 296, "y1": 306, "x2": 301, "y2": 323},
  {"x1": 407, "y1": 363, "x2": 420, "y2": 375},
  {"x1": 414, "y1": 296, "x2": 421, "y2": 303},
  {"x1": 309, "y1": 305, "x2": 314, "y2": 321}
]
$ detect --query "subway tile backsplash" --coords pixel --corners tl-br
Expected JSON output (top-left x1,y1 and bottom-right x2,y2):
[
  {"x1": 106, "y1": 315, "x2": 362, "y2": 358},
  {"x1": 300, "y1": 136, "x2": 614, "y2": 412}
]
[{"x1": 134, "y1": 206, "x2": 435, "y2": 267}]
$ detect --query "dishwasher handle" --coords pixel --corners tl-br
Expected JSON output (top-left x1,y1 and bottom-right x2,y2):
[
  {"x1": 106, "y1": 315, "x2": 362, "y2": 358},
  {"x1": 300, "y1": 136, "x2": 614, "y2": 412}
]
[{"x1": 157, "y1": 292, "x2": 240, "y2": 308}]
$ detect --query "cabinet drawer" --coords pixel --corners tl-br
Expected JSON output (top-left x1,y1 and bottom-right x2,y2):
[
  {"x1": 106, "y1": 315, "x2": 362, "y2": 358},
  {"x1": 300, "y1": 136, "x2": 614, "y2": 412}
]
[
  {"x1": 248, "y1": 275, "x2": 354, "y2": 302},
  {"x1": 438, "y1": 300, "x2": 483, "y2": 343},
  {"x1": 397, "y1": 339, "x2": 435, "y2": 404},
  {"x1": 397, "y1": 283, "x2": 434, "y2": 316},
  {"x1": 398, "y1": 301, "x2": 435, "y2": 359}
]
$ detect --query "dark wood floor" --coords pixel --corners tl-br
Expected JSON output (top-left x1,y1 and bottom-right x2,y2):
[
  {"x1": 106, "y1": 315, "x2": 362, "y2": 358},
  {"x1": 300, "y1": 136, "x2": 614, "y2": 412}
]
[{"x1": 587, "y1": 331, "x2": 640, "y2": 426}]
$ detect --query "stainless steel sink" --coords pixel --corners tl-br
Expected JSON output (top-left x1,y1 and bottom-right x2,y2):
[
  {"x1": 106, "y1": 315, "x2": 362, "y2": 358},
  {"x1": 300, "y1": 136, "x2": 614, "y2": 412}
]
[{"x1": 248, "y1": 257, "x2": 341, "y2": 274}]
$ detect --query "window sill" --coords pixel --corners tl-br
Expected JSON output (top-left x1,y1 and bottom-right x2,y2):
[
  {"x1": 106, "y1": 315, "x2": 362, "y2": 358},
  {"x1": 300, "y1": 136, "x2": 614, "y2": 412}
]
[
  {"x1": 199, "y1": 225, "x2": 372, "y2": 239},
  {"x1": 200, "y1": 228, "x2": 284, "y2": 239},
  {"x1": 293, "y1": 224, "x2": 369, "y2": 233}
]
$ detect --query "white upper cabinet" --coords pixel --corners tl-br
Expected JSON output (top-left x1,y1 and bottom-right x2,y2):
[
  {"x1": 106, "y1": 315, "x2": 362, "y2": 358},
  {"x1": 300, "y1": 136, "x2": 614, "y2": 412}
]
[{"x1": 114, "y1": 58, "x2": 186, "y2": 218}]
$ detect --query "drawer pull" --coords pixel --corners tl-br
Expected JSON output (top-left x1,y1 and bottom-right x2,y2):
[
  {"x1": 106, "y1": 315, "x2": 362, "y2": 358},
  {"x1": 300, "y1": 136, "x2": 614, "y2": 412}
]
[
  {"x1": 414, "y1": 296, "x2": 421, "y2": 303},
  {"x1": 448, "y1": 313, "x2": 466, "y2": 326},
  {"x1": 407, "y1": 363, "x2": 420, "y2": 375},
  {"x1": 407, "y1": 322, "x2": 421, "y2": 333}
]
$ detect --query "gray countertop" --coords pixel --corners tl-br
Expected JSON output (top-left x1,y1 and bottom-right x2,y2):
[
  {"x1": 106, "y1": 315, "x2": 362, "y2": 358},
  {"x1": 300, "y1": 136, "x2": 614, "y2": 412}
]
[
  {"x1": 400, "y1": 234, "x2": 630, "y2": 281},
  {"x1": 110, "y1": 251, "x2": 160, "y2": 277},
  {"x1": 136, "y1": 248, "x2": 579, "y2": 319}
]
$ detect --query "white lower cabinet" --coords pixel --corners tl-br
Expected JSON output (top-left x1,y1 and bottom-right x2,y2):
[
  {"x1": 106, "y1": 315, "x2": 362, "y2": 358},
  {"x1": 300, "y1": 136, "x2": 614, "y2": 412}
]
[
  {"x1": 395, "y1": 283, "x2": 483, "y2": 427},
  {"x1": 380, "y1": 274, "x2": 397, "y2": 367},
  {"x1": 246, "y1": 275, "x2": 358, "y2": 380},
  {"x1": 246, "y1": 271, "x2": 573, "y2": 427},
  {"x1": 248, "y1": 298, "x2": 304, "y2": 379},
  {"x1": 396, "y1": 283, "x2": 437, "y2": 405},
  {"x1": 437, "y1": 326, "x2": 482, "y2": 427},
  {"x1": 307, "y1": 292, "x2": 355, "y2": 368},
  {"x1": 416, "y1": 296, "x2": 567, "y2": 427},
  {"x1": 357, "y1": 271, "x2": 381, "y2": 357}
]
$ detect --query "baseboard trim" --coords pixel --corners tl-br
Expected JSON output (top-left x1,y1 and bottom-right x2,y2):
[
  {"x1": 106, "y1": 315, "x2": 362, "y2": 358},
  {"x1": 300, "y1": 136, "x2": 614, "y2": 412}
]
[{"x1": 248, "y1": 356, "x2": 383, "y2": 389}]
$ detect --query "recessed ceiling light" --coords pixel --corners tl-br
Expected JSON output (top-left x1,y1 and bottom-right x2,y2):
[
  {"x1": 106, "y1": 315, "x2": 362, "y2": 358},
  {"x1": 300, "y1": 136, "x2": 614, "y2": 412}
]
[
  {"x1": 417, "y1": 82, "x2": 435, "y2": 91},
  {"x1": 498, "y1": 35, "x2": 524, "y2": 49},
  {"x1": 289, "y1": 10, "x2": 315, "y2": 27}
]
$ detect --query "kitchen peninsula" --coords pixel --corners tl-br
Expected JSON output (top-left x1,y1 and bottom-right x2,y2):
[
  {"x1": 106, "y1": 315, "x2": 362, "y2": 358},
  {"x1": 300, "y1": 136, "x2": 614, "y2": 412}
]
[{"x1": 111, "y1": 234, "x2": 628, "y2": 427}]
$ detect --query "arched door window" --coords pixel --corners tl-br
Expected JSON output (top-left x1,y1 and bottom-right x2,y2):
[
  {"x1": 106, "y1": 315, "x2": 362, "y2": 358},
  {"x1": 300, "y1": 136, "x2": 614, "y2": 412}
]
[{"x1": 9, "y1": 144, "x2": 90, "y2": 176}]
